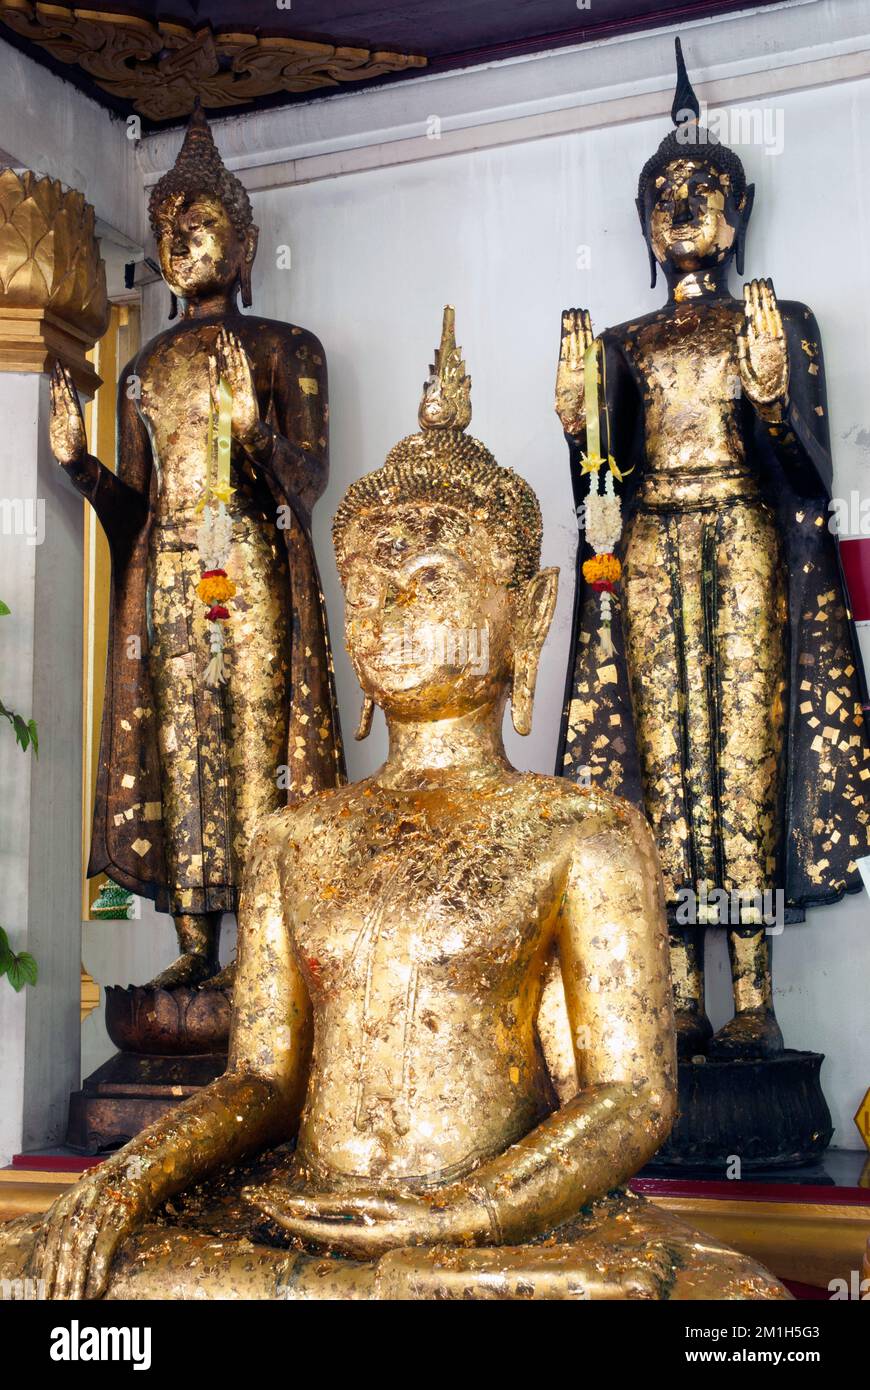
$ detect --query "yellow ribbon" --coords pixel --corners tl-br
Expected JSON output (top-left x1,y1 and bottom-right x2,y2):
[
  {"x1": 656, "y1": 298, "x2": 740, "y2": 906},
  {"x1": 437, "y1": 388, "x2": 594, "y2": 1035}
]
[
  {"x1": 216, "y1": 376, "x2": 235, "y2": 502},
  {"x1": 583, "y1": 340, "x2": 601, "y2": 463},
  {"x1": 580, "y1": 339, "x2": 633, "y2": 482},
  {"x1": 194, "y1": 375, "x2": 236, "y2": 512}
]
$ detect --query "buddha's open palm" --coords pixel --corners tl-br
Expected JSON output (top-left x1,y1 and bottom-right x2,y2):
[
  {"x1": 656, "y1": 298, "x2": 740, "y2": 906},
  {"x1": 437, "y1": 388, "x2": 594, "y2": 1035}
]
[
  {"x1": 210, "y1": 326, "x2": 261, "y2": 445},
  {"x1": 737, "y1": 278, "x2": 789, "y2": 409},
  {"x1": 555, "y1": 308, "x2": 594, "y2": 435},
  {"x1": 249, "y1": 1182, "x2": 488, "y2": 1261},
  {"x1": 49, "y1": 361, "x2": 87, "y2": 465},
  {"x1": 25, "y1": 1154, "x2": 149, "y2": 1299}
]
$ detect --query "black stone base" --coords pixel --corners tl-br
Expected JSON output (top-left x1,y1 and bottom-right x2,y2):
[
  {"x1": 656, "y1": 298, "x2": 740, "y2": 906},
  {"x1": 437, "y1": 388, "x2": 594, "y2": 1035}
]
[
  {"x1": 66, "y1": 1051, "x2": 227, "y2": 1155},
  {"x1": 648, "y1": 1049, "x2": 834, "y2": 1172}
]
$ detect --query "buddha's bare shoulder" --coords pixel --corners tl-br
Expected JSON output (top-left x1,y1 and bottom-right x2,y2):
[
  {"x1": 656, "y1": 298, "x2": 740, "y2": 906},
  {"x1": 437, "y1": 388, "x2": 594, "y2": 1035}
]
[
  {"x1": 249, "y1": 785, "x2": 366, "y2": 850},
  {"x1": 517, "y1": 772, "x2": 656, "y2": 849}
]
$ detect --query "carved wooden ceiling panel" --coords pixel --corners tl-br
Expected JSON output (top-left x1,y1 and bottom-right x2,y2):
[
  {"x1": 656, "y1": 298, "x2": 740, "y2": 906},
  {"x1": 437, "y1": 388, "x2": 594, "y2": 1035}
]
[{"x1": 0, "y1": 0, "x2": 789, "y2": 128}]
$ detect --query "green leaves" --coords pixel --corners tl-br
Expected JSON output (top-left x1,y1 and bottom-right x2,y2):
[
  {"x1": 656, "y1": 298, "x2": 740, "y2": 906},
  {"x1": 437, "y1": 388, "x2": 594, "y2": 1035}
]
[
  {"x1": 0, "y1": 601, "x2": 40, "y2": 989},
  {"x1": 0, "y1": 699, "x2": 38, "y2": 755},
  {"x1": 0, "y1": 601, "x2": 38, "y2": 755},
  {"x1": 6, "y1": 953, "x2": 38, "y2": 992},
  {"x1": 0, "y1": 926, "x2": 38, "y2": 991}
]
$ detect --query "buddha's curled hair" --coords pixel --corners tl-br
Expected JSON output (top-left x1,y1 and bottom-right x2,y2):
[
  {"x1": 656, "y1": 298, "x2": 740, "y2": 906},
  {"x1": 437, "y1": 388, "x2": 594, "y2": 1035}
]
[
  {"x1": 149, "y1": 101, "x2": 254, "y2": 239},
  {"x1": 332, "y1": 308, "x2": 543, "y2": 587},
  {"x1": 637, "y1": 126, "x2": 747, "y2": 209}
]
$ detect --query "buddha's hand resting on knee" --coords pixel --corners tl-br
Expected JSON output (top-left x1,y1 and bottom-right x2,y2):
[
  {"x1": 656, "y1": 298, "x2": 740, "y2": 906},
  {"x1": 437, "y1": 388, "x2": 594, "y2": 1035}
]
[
  {"x1": 26, "y1": 1154, "x2": 151, "y2": 1300},
  {"x1": 248, "y1": 1181, "x2": 491, "y2": 1261}
]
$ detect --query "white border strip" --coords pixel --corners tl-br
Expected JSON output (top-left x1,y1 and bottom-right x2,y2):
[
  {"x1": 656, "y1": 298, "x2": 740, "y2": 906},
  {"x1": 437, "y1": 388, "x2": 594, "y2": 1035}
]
[
  {"x1": 137, "y1": 1, "x2": 870, "y2": 196},
  {"x1": 238, "y1": 48, "x2": 870, "y2": 195}
]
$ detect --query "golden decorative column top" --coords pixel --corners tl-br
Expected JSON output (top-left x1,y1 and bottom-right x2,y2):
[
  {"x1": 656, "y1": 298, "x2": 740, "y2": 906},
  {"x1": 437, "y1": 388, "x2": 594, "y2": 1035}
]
[{"x1": 0, "y1": 168, "x2": 109, "y2": 394}]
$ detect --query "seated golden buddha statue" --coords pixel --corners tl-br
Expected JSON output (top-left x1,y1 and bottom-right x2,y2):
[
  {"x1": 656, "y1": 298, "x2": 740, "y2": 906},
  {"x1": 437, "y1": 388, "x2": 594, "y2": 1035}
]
[{"x1": 0, "y1": 310, "x2": 788, "y2": 1302}]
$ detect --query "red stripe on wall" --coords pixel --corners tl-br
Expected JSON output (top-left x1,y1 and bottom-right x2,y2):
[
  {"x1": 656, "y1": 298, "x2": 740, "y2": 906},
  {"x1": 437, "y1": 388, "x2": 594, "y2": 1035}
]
[{"x1": 841, "y1": 537, "x2": 870, "y2": 623}]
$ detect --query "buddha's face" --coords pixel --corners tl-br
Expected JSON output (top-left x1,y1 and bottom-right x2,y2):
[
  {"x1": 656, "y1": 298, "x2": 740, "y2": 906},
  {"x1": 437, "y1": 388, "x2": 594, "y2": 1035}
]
[
  {"x1": 340, "y1": 504, "x2": 517, "y2": 721},
  {"x1": 647, "y1": 158, "x2": 742, "y2": 271},
  {"x1": 155, "y1": 192, "x2": 253, "y2": 301}
]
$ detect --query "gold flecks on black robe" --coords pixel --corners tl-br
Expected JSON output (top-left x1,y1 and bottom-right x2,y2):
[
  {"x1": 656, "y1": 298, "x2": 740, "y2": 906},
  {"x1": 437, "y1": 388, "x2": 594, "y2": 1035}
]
[
  {"x1": 558, "y1": 306, "x2": 870, "y2": 918},
  {"x1": 85, "y1": 320, "x2": 345, "y2": 914}
]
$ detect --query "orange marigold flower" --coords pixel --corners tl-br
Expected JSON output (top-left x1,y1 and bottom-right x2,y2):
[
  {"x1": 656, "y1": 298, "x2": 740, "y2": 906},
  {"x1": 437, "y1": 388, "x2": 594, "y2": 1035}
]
[
  {"x1": 582, "y1": 553, "x2": 621, "y2": 586},
  {"x1": 196, "y1": 573, "x2": 237, "y2": 605}
]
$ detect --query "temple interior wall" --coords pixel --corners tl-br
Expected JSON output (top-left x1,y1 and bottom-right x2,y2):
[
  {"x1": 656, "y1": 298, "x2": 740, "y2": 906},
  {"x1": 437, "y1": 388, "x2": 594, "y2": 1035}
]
[
  {"x1": 267, "y1": 80, "x2": 870, "y2": 1154},
  {"x1": 0, "y1": 42, "x2": 140, "y2": 1162},
  {"x1": 0, "y1": 38, "x2": 141, "y2": 244},
  {"x1": 1, "y1": 0, "x2": 868, "y2": 1157}
]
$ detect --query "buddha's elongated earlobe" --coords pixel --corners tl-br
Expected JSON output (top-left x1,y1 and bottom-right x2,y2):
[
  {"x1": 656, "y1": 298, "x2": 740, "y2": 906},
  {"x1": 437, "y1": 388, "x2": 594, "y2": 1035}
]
[
  {"x1": 355, "y1": 694, "x2": 374, "y2": 741},
  {"x1": 735, "y1": 184, "x2": 755, "y2": 277},
  {"x1": 511, "y1": 654, "x2": 534, "y2": 737},
  {"x1": 646, "y1": 240, "x2": 658, "y2": 291},
  {"x1": 240, "y1": 226, "x2": 258, "y2": 309},
  {"x1": 510, "y1": 568, "x2": 559, "y2": 736},
  {"x1": 636, "y1": 196, "x2": 657, "y2": 290}
]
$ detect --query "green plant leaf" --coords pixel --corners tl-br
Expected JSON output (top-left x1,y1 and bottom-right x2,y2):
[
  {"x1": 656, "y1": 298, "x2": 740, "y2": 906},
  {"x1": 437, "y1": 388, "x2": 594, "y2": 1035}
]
[
  {"x1": 0, "y1": 600, "x2": 10, "y2": 615},
  {"x1": 0, "y1": 699, "x2": 37, "y2": 754},
  {"x1": 0, "y1": 926, "x2": 12, "y2": 978},
  {"x1": 6, "y1": 952, "x2": 38, "y2": 991}
]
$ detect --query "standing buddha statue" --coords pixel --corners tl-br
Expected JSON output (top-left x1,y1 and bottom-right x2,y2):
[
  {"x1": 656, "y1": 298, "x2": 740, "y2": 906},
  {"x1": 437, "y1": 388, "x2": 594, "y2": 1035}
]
[
  {"x1": 0, "y1": 309, "x2": 787, "y2": 1299},
  {"x1": 555, "y1": 42, "x2": 870, "y2": 1077},
  {"x1": 49, "y1": 104, "x2": 344, "y2": 987}
]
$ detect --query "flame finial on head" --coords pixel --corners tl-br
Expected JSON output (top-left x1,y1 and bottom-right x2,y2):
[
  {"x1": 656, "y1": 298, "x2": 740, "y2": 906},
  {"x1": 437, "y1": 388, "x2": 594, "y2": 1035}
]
[
  {"x1": 418, "y1": 305, "x2": 472, "y2": 432},
  {"x1": 671, "y1": 36, "x2": 701, "y2": 127},
  {"x1": 637, "y1": 36, "x2": 747, "y2": 207},
  {"x1": 332, "y1": 306, "x2": 542, "y2": 586}
]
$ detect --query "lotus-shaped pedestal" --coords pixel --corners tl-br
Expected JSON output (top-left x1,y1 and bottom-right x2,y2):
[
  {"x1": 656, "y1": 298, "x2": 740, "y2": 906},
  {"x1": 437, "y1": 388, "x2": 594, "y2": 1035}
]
[{"x1": 0, "y1": 168, "x2": 109, "y2": 392}]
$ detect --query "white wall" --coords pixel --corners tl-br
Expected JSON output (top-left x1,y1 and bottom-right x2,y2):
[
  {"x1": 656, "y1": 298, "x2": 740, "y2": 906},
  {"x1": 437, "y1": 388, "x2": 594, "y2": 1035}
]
[
  {"x1": 0, "y1": 37, "x2": 140, "y2": 1162},
  {"x1": 0, "y1": 38, "x2": 140, "y2": 243},
  {"x1": 75, "y1": 1, "x2": 870, "y2": 1152}
]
